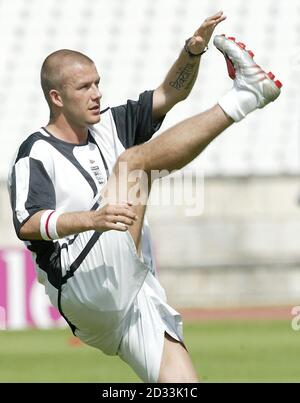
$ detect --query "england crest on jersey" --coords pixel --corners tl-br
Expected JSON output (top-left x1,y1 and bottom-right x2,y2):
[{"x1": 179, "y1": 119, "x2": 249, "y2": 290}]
[{"x1": 89, "y1": 159, "x2": 105, "y2": 185}]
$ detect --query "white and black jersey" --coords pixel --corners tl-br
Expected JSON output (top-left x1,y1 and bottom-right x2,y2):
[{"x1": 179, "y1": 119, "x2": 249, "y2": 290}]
[
  {"x1": 8, "y1": 90, "x2": 164, "y2": 291},
  {"x1": 8, "y1": 91, "x2": 185, "y2": 371}
]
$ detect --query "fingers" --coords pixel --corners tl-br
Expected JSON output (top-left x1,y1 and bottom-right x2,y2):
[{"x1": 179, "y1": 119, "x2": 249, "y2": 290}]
[
  {"x1": 107, "y1": 205, "x2": 138, "y2": 220},
  {"x1": 215, "y1": 15, "x2": 227, "y2": 24},
  {"x1": 106, "y1": 222, "x2": 129, "y2": 232},
  {"x1": 206, "y1": 16, "x2": 226, "y2": 26},
  {"x1": 93, "y1": 201, "x2": 139, "y2": 232},
  {"x1": 103, "y1": 202, "x2": 138, "y2": 231},
  {"x1": 204, "y1": 11, "x2": 226, "y2": 25},
  {"x1": 106, "y1": 214, "x2": 136, "y2": 226},
  {"x1": 193, "y1": 11, "x2": 226, "y2": 38},
  {"x1": 105, "y1": 209, "x2": 137, "y2": 231},
  {"x1": 206, "y1": 11, "x2": 224, "y2": 21},
  {"x1": 209, "y1": 17, "x2": 226, "y2": 29}
]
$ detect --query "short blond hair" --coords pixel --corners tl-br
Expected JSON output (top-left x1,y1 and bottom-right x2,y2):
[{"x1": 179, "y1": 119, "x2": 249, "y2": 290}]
[{"x1": 40, "y1": 49, "x2": 94, "y2": 113}]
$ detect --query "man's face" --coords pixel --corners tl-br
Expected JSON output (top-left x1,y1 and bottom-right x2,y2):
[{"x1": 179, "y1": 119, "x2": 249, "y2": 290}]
[{"x1": 59, "y1": 62, "x2": 102, "y2": 127}]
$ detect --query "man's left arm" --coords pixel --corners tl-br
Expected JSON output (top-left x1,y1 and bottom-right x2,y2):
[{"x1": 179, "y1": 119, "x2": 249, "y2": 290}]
[{"x1": 153, "y1": 11, "x2": 226, "y2": 121}]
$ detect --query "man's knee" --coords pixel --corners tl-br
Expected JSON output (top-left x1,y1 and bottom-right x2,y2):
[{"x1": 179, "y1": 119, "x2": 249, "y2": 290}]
[
  {"x1": 115, "y1": 146, "x2": 147, "y2": 174},
  {"x1": 106, "y1": 146, "x2": 151, "y2": 205}
]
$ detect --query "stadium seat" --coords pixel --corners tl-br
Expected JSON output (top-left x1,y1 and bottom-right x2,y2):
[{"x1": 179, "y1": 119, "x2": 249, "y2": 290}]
[{"x1": 0, "y1": 0, "x2": 299, "y2": 178}]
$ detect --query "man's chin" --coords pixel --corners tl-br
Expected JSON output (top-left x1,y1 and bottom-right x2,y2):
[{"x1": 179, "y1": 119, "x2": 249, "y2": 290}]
[{"x1": 87, "y1": 115, "x2": 101, "y2": 125}]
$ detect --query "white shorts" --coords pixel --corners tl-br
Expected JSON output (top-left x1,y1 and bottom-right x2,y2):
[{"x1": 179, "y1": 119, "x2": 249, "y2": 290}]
[{"x1": 45, "y1": 229, "x2": 183, "y2": 383}]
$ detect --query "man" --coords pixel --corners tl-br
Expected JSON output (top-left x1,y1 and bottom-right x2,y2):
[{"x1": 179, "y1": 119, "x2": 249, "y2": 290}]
[{"x1": 8, "y1": 11, "x2": 281, "y2": 382}]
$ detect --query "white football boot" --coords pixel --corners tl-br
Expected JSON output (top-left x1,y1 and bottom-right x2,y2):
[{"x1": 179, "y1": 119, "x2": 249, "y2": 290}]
[{"x1": 214, "y1": 35, "x2": 282, "y2": 122}]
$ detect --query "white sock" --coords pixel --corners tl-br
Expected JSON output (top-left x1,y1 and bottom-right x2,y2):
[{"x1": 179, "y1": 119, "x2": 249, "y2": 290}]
[{"x1": 218, "y1": 85, "x2": 258, "y2": 122}]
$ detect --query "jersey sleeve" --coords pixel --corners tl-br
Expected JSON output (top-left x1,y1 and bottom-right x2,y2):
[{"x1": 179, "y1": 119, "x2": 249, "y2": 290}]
[
  {"x1": 8, "y1": 138, "x2": 56, "y2": 237},
  {"x1": 110, "y1": 90, "x2": 165, "y2": 148}
]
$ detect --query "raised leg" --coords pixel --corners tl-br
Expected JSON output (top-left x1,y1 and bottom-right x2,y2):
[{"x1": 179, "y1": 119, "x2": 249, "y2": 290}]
[{"x1": 102, "y1": 105, "x2": 232, "y2": 252}]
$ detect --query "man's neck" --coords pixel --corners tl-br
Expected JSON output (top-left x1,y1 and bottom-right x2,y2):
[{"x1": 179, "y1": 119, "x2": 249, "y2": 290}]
[{"x1": 46, "y1": 116, "x2": 88, "y2": 145}]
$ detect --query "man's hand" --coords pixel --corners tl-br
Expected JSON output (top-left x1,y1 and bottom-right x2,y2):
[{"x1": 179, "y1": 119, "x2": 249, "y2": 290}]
[
  {"x1": 187, "y1": 11, "x2": 226, "y2": 55},
  {"x1": 18, "y1": 202, "x2": 137, "y2": 241},
  {"x1": 153, "y1": 11, "x2": 226, "y2": 120},
  {"x1": 91, "y1": 202, "x2": 138, "y2": 232}
]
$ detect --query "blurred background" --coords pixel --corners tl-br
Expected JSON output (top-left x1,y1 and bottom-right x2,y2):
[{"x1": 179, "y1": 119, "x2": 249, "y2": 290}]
[{"x1": 0, "y1": 0, "x2": 300, "y2": 382}]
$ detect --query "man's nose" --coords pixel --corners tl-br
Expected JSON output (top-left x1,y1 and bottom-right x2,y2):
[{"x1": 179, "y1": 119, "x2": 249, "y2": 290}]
[{"x1": 92, "y1": 85, "x2": 102, "y2": 100}]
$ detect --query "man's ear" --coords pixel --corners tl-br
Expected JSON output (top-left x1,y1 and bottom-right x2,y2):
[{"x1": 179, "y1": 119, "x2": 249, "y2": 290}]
[{"x1": 49, "y1": 89, "x2": 63, "y2": 108}]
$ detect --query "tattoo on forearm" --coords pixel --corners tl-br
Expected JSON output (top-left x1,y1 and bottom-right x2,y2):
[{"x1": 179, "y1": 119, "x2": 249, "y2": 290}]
[
  {"x1": 184, "y1": 71, "x2": 197, "y2": 92},
  {"x1": 169, "y1": 63, "x2": 196, "y2": 91}
]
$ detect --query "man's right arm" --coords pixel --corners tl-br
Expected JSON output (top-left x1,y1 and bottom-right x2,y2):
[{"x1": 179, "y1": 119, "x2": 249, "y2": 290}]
[{"x1": 19, "y1": 203, "x2": 138, "y2": 241}]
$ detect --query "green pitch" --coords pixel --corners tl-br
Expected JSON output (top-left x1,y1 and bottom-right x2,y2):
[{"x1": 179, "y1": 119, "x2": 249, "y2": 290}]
[{"x1": 0, "y1": 320, "x2": 299, "y2": 382}]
